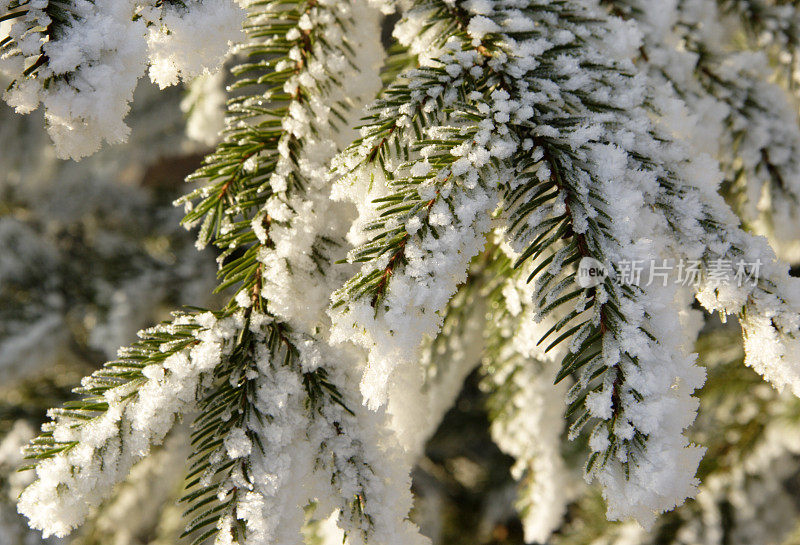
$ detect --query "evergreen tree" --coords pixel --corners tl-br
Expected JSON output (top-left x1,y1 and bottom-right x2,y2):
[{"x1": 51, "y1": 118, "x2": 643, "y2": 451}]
[{"x1": 2, "y1": 0, "x2": 800, "y2": 544}]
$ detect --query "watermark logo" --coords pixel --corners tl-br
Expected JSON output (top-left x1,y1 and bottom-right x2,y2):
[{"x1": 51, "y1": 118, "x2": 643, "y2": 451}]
[
  {"x1": 577, "y1": 257, "x2": 607, "y2": 288},
  {"x1": 572, "y1": 258, "x2": 762, "y2": 288}
]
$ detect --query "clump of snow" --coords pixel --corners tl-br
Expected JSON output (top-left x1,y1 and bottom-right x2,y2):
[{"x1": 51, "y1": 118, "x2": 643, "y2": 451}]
[
  {"x1": 182, "y1": 70, "x2": 227, "y2": 146},
  {"x1": 147, "y1": 0, "x2": 244, "y2": 89},
  {"x1": 0, "y1": 0, "x2": 243, "y2": 159}
]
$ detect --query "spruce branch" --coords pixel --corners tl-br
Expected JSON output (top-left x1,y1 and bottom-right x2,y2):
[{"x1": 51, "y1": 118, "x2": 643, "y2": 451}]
[
  {"x1": 611, "y1": 0, "x2": 800, "y2": 258},
  {"x1": 18, "y1": 309, "x2": 242, "y2": 537},
  {"x1": 329, "y1": 18, "x2": 522, "y2": 408},
  {"x1": 17, "y1": 2, "x2": 425, "y2": 544},
  {"x1": 8, "y1": 0, "x2": 800, "y2": 540},
  {"x1": 400, "y1": 0, "x2": 712, "y2": 524}
]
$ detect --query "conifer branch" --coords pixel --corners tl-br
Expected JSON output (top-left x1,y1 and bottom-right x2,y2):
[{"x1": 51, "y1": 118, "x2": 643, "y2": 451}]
[
  {"x1": 7, "y1": 0, "x2": 800, "y2": 540},
  {"x1": 400, "y1": 0, "x2": 710, "y2": 523},
  {"x1": 612, "y1": 0, "x2": 800, "y2": 256},
  {"x1": 17, "y1": 3, "x2": 424, "y2": 544}
]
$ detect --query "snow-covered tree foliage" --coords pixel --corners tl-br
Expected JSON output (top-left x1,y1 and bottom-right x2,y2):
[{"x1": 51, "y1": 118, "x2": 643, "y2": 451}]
[{"x1": 3, "y1": 0, "x2": 800, "y2": 544}]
